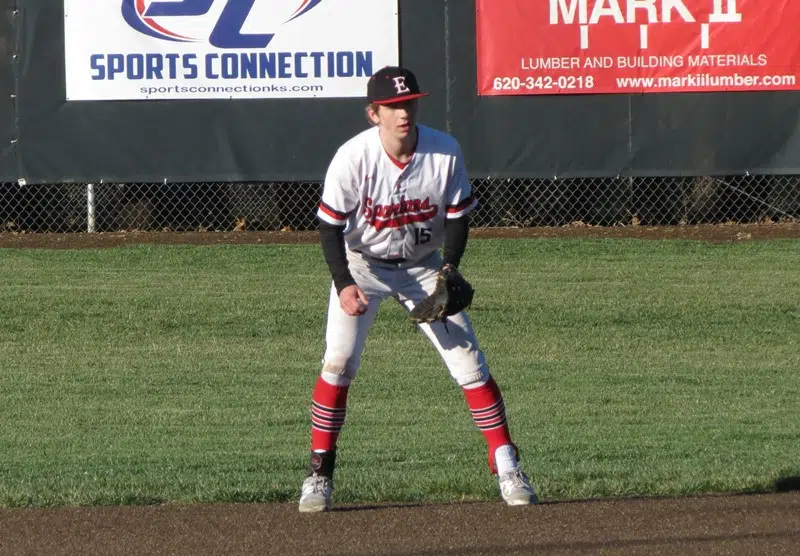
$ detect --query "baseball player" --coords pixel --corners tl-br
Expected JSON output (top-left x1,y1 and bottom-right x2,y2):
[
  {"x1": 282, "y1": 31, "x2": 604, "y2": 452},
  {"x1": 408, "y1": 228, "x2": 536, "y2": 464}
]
[{"x1": 299, "y1": 66, "x2": 537, "y2": 512}]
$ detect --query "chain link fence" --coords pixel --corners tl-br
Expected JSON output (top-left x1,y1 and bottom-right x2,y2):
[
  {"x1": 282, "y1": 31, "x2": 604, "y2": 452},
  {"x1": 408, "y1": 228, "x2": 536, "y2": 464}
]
[{"x1": 1, "y1": 175, "x2": 798, "y2": 233}]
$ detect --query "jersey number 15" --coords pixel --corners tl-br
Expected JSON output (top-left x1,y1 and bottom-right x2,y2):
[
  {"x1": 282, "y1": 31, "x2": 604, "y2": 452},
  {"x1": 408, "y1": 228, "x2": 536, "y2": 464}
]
[{"x1": 414, "y1": 228, "x2": 432, "y2": 245}]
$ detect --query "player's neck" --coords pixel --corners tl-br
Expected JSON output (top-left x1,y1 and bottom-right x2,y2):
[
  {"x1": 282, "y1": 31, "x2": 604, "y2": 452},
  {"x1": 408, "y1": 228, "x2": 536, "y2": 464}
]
[{"x1": 379, "y1": 125, "x2": 418, "y2": 163}]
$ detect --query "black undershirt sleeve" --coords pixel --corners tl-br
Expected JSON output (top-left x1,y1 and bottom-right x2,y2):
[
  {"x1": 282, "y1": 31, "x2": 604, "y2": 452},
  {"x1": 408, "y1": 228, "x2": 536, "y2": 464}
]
[
  {"x1": 442, "y1": 214, "x2": 469, "y2": 268},
  {"x1": 318, "y1": 222, "x2": 357, "y2": 295}
]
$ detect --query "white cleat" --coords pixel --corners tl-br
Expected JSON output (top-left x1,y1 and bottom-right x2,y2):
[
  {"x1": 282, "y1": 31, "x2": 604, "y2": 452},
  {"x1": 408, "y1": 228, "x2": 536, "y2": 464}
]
[
  {"x1": 498, "y1": 468, "x2": 538, "y2": 506},
  {"x1": 298, "y1": 474, "x2": 333, "y2": 513}
]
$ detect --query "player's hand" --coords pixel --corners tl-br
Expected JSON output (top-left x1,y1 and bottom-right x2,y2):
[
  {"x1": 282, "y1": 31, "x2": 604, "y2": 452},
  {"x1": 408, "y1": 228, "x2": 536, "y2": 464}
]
[{"x1": 339, "y1": 284, "x2": 369, "y2": 316}]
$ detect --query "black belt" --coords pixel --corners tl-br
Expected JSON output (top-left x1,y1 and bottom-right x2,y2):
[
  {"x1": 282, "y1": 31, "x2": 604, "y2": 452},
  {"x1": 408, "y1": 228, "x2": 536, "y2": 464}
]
[{"x1": 352, "y1": 250, "x2": 408, "y2": 266}]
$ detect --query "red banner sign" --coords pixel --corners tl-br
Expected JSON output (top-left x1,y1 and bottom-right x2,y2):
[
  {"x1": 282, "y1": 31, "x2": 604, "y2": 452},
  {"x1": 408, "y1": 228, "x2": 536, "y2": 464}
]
[{"x1": 476, "y1": 0, "x2": 800, "y2": 95}]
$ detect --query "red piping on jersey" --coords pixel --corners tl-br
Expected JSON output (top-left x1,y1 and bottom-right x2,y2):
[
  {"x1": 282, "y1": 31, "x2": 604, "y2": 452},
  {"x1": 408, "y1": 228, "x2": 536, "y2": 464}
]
[
  {"x1": 385, "y1": 151, "x2": 410, "y2": 169},
  {"x1": 446, "y1": 195, "x2": 476, "y2": 213},
  {"x1": 319, "y1": 201, "x2": 348, "y2": 221},
  {"x1": 384, "y1": 128, "x2": 419, "y2": 169}
]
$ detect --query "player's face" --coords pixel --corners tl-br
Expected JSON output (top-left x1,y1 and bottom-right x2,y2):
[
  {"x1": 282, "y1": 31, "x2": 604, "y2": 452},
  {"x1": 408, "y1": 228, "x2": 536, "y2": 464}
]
[{"x1": 372, "y1": 100, "x2": 418, "y2": 139}]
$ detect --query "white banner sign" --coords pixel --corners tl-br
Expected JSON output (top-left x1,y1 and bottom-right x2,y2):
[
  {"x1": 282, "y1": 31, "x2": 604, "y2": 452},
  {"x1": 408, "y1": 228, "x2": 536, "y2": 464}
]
[{"x1": 64, "y1": 0, "x2": 399, "y2": 101}]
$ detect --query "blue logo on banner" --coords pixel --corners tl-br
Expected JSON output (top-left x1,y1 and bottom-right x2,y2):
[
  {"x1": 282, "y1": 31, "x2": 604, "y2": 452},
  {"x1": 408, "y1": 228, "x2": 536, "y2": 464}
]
[{"x1": 121, "y1": 0, "x2": 324, "y2": 48}]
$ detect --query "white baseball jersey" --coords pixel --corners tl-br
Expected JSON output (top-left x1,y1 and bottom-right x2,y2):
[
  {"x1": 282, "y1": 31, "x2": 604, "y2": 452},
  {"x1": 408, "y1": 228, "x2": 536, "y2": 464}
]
[{"x1": 317, "y1": 125, "x2": 477, "y2": 261}]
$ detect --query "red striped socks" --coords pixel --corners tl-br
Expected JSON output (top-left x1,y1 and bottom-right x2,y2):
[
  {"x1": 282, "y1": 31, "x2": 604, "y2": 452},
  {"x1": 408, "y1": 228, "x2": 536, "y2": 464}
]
[
  {"x1": 309, "y1": 375, "x2": 515, "y2": 474},
  {"x1": 310, "y1": 376, "x2": 349, "y2": 453},
  {"x1": 462, "y1": 376, "x2": 514, "y2": 473}
]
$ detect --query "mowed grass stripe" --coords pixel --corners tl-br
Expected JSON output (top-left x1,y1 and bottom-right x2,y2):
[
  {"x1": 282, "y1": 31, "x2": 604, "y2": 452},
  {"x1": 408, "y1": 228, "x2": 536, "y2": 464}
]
[{"x1": 0, "y1": 239, "x2": 797, "y2": 506}]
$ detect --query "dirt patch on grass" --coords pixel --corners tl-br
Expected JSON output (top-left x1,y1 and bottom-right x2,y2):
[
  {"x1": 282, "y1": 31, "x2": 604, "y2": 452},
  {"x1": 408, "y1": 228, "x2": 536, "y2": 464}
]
[{"x1": 1, "y1": 223, "x2": 799, "y2": 249}]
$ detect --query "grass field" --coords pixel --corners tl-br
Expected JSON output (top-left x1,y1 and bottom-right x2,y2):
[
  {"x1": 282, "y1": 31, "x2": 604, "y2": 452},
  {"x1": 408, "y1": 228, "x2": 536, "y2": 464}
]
[{"x1": 0, "y1": 238, "x2": 798, "y2": 508}]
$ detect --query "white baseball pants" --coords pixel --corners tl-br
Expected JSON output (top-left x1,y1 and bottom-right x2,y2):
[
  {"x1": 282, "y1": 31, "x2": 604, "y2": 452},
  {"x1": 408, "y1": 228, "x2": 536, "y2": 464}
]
[{"x1": 320, "y1": 250, "x2": 489, "y2": 386}]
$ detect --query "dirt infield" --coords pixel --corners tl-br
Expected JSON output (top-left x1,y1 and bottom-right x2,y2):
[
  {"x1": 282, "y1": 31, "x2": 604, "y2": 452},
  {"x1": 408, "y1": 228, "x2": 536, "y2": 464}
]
[
  {"x1": 1, "y1": 493, "x2": 798, "y2": 555},
  {"x1": 1, "y1": 222, "x2": 799, "y2": 249},
  {"x1": 2, "y1": 223, "x2": 799, "y2": 555}
]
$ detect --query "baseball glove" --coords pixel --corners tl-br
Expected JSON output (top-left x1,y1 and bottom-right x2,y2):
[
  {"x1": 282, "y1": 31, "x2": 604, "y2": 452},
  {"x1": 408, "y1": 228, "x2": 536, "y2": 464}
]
[{"x1": 409, "y1": 264, "x2": 474, "y2": 325}]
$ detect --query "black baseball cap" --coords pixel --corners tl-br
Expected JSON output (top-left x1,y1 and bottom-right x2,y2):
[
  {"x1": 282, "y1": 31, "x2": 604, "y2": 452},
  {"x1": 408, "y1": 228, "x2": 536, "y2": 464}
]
[{"x1": 367, "y1": 66, "x2": 430, "y2": 105}]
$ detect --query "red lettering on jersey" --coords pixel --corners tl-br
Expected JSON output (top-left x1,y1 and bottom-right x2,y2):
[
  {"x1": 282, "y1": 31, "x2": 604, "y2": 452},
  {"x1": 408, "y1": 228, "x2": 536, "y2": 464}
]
[{"x1": 363, "y1": 196, "x2": 438, "y2": 231}]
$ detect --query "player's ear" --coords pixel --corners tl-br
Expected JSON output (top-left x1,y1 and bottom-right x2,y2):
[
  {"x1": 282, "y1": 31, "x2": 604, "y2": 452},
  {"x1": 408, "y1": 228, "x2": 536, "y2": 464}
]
[{"x1": 365, "y1": 103, "x2": 381, "y2": 126}]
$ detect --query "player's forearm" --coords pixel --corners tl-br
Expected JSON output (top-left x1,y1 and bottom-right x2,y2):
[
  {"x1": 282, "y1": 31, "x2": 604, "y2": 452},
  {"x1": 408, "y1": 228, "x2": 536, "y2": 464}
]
[
  {"x1": 442, "y1": 215, "x2": 469, "y2": 268},
  {"x1": 318, "y1": 222, "x2": 357, "y2": 294}
]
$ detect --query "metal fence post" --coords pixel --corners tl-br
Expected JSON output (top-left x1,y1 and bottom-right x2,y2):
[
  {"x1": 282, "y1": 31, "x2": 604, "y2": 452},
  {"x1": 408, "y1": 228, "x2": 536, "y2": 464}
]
[{"x1": 87, "y1": 183, "x2": 96, "y2": 232}]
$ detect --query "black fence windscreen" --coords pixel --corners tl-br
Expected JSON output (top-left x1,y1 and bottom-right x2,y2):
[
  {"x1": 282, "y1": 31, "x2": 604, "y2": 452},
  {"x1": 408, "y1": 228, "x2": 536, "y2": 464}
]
[
  {"x1": 0, "y1": 0, "x2": 799, "y2": 184},
  {"x1": 0, "y1": 0, "x2": 17, "y2": 180}
]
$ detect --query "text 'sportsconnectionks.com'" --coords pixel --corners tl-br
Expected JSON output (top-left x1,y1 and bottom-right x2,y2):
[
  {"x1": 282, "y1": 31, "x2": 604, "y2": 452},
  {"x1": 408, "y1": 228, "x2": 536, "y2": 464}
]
[{"x1": 139, "y1": 83, "x2": 325, "y2": 98}]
